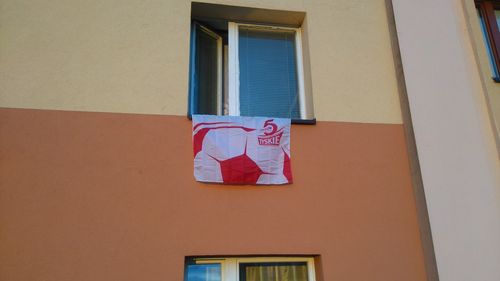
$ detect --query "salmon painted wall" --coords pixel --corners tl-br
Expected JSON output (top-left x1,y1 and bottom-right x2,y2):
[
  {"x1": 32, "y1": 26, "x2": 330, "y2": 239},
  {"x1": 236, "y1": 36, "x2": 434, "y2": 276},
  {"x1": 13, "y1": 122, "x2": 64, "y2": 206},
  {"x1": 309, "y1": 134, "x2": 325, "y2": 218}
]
[{"x1": 0, "y1": 108, "x2": 427, "y2": 281}]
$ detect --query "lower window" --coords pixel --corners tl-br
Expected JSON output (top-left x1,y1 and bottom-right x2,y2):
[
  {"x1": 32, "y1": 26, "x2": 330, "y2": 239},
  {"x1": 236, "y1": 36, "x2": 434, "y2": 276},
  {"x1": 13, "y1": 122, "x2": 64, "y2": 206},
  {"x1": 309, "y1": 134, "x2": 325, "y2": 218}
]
[{"x1": 185, "y1": 257, "x2": 316, "y2": 281}]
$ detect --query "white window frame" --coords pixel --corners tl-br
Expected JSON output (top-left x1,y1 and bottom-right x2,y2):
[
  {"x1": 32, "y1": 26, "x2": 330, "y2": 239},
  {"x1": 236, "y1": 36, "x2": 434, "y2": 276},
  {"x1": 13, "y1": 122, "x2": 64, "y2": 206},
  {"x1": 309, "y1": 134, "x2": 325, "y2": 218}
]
[
  {"x1": 193, "y1": 256, "x2": 316, "y2": 281},
  {"x1": 227, "y1": 22, "x2": 307, "y2": 119}
]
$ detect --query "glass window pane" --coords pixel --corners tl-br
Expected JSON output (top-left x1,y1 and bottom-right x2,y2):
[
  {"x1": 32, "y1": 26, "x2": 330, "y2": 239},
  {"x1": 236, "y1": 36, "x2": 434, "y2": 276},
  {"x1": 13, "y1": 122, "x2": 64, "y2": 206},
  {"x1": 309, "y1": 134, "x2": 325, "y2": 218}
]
[
  {"x1": 478, "y1": 8, "x2": 499, "y2": 77},
  {"x1": 186, "y1": 263, "x2": 221, "y2": 281},
  {"x1": 238, "y1": 26, "x2": 300, "y2": 119},
  {"x1": 240, "y1": 262, "x2": 308, "y2": 281},
  {"x1": 194, "y1": 25, "x2": 220, "y2": 115}
]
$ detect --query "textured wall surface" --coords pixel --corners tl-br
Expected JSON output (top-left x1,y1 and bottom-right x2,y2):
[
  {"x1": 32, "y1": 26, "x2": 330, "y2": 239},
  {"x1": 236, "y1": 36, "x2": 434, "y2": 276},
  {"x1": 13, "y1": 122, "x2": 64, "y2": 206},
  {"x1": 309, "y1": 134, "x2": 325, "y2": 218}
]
[
  {"x1": 0, "y1": 1, "x2": 436, "y2": 280},
  {"x1": 392, "y1": 1, "x2": 500, "y2": 280},
  {"x1": 0, "y1": 108, "x2": 426, "y2": 281},
  {"x1": 0, "y1": 0, "x2": 402, "y2": 124}
]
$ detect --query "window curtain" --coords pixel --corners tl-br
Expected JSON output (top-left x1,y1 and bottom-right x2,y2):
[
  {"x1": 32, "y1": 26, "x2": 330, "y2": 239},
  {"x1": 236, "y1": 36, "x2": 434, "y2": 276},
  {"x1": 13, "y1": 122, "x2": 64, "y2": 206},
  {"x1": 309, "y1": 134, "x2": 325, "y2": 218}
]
[{"x1": 243, "y1": 263, "x2": 308, "y2": 281}]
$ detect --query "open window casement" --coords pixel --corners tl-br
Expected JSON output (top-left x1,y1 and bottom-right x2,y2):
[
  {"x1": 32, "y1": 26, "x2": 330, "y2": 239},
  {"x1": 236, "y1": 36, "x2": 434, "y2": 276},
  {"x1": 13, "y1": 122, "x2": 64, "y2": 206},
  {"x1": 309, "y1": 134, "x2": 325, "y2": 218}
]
[{"x1": 189, "y1": 22, "x2": 223, "y2": 115}]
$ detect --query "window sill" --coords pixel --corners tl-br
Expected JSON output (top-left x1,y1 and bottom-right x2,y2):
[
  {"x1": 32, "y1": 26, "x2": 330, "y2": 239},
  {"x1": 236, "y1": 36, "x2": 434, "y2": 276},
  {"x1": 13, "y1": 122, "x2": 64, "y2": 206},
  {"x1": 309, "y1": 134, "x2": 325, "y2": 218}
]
[
  {"x1": 187, "y1": 114, "x2": 316, "y2": 125},
  {"x1": 291, "y1": 118, "x2": 316, "y2": 125}
]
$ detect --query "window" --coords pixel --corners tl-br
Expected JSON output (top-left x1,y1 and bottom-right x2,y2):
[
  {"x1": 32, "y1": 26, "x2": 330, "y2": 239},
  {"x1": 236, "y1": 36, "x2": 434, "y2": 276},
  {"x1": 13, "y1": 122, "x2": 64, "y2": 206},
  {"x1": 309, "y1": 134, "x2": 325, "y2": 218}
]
[
  {"x1": 185, "y1": 257, "x2": 316, "y2": 281},
  {"x1": 476, "y1": 0, "x2": 500, "y2": 81},
  {"x1": 188, "y1": 8, "x2": 313, "y2": 122}
]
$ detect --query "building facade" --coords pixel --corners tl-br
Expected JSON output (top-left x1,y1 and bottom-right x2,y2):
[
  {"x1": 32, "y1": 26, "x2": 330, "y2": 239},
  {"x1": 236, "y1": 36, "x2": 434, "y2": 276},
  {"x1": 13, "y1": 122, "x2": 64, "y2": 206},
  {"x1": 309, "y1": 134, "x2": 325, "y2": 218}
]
[{"x1": 1, "y1": 1, "x2": 499, "y2": 281}]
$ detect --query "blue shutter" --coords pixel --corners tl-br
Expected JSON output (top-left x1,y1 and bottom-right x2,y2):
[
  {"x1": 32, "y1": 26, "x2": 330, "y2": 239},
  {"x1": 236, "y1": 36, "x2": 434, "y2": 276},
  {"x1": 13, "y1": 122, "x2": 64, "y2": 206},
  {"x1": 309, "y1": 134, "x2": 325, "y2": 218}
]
[{"x1": 238, "y1": 27, "x2": 300, "y2": 119}]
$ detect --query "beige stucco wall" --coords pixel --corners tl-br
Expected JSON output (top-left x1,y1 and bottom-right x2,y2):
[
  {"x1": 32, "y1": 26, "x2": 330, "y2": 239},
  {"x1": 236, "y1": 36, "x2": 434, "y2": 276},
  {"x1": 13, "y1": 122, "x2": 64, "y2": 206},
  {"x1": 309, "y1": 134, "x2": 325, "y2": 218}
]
[
  {"x1": 392, "y1": 0, "x2": 500, "y2": 280},
  {"x1": 0, "y1": 0, "x2": 402, "y2": 124},
  {"x1": 463, "y1": 0, "x2": 500, "y2": 146}
]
